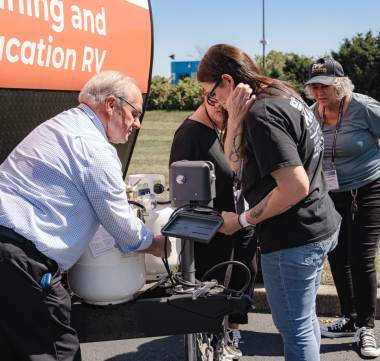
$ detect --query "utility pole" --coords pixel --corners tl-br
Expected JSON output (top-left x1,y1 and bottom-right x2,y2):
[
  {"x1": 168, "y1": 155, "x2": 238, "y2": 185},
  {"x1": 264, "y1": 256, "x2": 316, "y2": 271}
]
[
  {"x1": 259, "y1": 0, "x2": 268, "y2": 70},
  {"x1": 263, "y1": 0, "x2": 265, "y2": 69}
]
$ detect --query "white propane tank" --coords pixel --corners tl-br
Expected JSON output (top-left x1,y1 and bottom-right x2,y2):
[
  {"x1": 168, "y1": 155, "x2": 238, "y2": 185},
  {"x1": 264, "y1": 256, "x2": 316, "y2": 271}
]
[
  {"x1": 144, "y1": 204, "x2": 181, "y2": 281},
  {"x1": 68, "y1": 226, "x2": 146, "y2": 305}
]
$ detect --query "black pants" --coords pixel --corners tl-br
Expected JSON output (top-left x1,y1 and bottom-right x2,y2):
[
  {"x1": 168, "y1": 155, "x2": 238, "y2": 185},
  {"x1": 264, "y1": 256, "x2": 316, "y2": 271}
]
[
  {"x1": 328, "y1": 177, "x2": 380, "y2": 328},
  {"x1": 0, "y1": 230, "x2": 81, "y2": 361},
  {"x1": 194, "y1": 227, "x2": 258, "y2": 325}
]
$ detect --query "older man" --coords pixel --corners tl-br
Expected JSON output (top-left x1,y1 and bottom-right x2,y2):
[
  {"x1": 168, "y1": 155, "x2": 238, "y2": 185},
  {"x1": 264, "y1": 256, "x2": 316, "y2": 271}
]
[{"x1": 0, "y1": 71, "x2": 170, "y2": 360}]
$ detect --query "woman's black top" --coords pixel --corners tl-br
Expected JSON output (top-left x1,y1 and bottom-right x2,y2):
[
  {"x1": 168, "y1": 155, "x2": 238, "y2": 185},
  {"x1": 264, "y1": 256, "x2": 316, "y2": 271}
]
[
  {"x1": 242, "y1": 87, "x2": 341, "y2": 254},
  {"x1": 169, "y1": 117, "x2": 235, "y2": 213}
]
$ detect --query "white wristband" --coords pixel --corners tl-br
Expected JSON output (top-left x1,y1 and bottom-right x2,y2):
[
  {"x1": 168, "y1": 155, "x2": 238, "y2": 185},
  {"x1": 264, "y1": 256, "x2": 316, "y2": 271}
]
[{"x1": 241, "y1": 211, "x2": 254, "y2": 228}]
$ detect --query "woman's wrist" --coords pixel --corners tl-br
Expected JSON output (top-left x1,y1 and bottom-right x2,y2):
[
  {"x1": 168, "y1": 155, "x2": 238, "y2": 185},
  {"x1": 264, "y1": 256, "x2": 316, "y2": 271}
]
[{"x1": 237, "y1": 214, "x2": 243, "y2": 228}]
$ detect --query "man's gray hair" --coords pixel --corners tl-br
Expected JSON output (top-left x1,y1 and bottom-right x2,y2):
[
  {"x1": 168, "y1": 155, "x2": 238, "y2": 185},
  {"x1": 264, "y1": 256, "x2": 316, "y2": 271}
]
[
  {"x1": 305, "y1": 77, "x2": 355, "y2": 101},
  {"x1": 78, "y1": 71, "x2": 141, "y2": 107}
]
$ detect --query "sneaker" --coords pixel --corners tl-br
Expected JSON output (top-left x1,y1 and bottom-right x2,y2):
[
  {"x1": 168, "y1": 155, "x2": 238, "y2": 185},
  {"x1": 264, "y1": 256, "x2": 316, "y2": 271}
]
[
  {"x1": 354, "y1": 327, "x2": 380, "y2": 357},
  {"x1": 226, "y1": 328, "x2": 242, "y2": 359},
  {"x1": 320, "y1": 317, "x2": 358, "y2": 337},
  {"x1": 214, "y1": 356, "x2": 233, "y2": 361}
]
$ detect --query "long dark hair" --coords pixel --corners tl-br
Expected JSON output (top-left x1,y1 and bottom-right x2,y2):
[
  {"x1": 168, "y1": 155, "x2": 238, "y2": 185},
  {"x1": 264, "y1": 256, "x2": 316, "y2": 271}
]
[{"x1": 197, "y1": 44, "x2": 304, "y2": 146}]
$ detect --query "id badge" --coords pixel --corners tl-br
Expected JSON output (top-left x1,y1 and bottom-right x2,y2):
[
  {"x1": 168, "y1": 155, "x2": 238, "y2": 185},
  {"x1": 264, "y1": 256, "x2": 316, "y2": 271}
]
[{"x1": 324, "y1": 169, "x2": 340, "y2": 191}]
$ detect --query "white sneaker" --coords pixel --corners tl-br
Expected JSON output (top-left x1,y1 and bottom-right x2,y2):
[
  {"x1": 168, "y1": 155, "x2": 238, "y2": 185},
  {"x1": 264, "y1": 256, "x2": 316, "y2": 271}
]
[
  {"x1": 353, "y1": 327, "x2": 380, "y2": 357},
  {"x1": 226, "y1": 328, "x2": 242, "y2": 359}
]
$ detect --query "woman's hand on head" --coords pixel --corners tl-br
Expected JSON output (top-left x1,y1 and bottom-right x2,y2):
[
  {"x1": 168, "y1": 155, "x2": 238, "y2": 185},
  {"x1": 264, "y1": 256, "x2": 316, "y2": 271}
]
[{"x1": 226, "y1": 83, "x2": 256, "y2": 127}]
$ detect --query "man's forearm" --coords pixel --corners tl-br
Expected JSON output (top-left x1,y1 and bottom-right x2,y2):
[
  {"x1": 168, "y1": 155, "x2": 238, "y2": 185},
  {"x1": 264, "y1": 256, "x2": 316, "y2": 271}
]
[{"x1": 136, "y1": 237, "x2": 156, "y2": 254}]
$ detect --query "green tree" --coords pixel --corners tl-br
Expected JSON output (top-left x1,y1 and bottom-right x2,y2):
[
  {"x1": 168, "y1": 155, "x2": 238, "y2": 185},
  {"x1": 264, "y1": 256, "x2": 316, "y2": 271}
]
[
  {"x1": 254, "y1": 51, "x2": 314, "y2": 103},
  {"x1": 147, "y1": 76, "x2": 203, "y2": 111},
  {"x1": 331, "y1": 30, "x2": 380, "y2": 101}
]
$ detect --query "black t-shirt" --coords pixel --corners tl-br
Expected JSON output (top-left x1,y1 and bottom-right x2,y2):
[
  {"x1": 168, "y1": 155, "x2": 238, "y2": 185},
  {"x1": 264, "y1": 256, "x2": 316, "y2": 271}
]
[
  {"x1": 169, "y1": 118, "x2": 235, "y2": 213},
  {"x1": 242, "y1": 87, "x2": 341, "y2": 254}
]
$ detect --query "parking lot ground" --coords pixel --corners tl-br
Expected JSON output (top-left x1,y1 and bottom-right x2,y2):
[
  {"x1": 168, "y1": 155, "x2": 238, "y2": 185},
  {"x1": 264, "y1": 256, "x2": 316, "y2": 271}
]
[{"x1": 80, "y1": 312, "x2": 380, "y2": 360}]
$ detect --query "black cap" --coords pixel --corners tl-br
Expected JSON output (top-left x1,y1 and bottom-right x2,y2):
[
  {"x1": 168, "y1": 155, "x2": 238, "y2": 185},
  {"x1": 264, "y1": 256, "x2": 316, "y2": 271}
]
[{"x1": 304, "y1": 57, "x2": 345, "y2": 86}]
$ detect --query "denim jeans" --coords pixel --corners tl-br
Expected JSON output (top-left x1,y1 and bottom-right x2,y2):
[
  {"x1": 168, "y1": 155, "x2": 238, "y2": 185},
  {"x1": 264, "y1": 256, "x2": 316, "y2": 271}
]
[{"x1": 261, "y1": 226, "x2": 340, "y2": 361}]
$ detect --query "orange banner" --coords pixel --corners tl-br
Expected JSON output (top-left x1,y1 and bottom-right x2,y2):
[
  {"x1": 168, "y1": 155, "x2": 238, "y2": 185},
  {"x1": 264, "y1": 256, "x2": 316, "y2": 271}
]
[{"x1": 0, "y1": 0, "x2": 152, "y2": 92}]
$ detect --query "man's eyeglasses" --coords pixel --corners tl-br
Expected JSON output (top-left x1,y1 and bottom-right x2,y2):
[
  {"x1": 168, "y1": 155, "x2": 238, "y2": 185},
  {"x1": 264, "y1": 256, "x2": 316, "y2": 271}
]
[
  {"x1": 116, "y1": 96, "x2": 143, "y2": 119},
  {"x1": 206, "y1": 78, "x2": 222, "y2": 106}
]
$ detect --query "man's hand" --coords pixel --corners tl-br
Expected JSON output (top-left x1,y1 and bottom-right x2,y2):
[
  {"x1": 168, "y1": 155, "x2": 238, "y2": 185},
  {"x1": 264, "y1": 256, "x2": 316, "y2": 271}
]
[
  {"x1": 218, "y1": 211, "x2": 242, "y2": 235},
  {"x1": 137, "y1": 235, "x2": 172, "y2": 259}
]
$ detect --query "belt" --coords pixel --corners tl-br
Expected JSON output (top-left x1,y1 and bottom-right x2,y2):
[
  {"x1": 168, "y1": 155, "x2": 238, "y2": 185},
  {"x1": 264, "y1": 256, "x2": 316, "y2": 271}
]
[{"x1": 0, "y1": 225, "x2": 29, "y2": 244}]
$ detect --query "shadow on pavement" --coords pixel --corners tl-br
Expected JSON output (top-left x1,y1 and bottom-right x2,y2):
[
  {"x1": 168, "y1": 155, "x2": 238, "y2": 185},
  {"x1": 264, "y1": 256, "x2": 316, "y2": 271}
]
[
  {"x1": 239, "y1": 330, "x2": 284, "y2": 357},
  {"x1": 103, "y1": 335, "x2": 183, "y2": 361}
]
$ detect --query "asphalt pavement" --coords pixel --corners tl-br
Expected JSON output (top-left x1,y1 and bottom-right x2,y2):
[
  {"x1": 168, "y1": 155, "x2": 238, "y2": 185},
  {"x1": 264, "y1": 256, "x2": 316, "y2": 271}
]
[{"x1": 80, "y1": 313, "x2": 380, "y2": 361}]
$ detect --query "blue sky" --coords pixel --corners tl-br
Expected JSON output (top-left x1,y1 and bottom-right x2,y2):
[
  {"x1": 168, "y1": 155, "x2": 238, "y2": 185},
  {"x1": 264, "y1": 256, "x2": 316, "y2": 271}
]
[{"x1": 150, "y1": 0, "x2": 380, "y2": 77}]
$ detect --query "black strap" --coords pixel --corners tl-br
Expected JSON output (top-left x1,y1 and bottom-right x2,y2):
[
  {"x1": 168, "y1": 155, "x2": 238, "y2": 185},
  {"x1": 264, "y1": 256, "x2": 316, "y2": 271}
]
[
  {"x1": 0, "y1": 226, "x2": 27, "y2": 244},
  {"x1": 321, "y1": 97, "x2": 346, "y2": 168}
]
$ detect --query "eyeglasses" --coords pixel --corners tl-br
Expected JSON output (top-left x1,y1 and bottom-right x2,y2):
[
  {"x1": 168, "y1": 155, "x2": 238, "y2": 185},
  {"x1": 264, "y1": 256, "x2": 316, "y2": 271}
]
[
  {"x1": 206, "y1": 78, "x2": 222, "y2": 106},
  {"x1": 116, "y1": 96, "x2": 143, "y2": 119}
]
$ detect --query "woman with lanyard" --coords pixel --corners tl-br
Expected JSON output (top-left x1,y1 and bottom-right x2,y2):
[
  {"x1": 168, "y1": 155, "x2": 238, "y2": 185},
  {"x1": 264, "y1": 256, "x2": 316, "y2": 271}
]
[
  {"x1": 199, "y1": 44, "x2": 341, "y2": 361},
  {"x1": 305, "y1": 57, "x2": 380, "y2": 358},
  {"x1": 169, "y1": 90, "x2": 257, "y2": 360}
]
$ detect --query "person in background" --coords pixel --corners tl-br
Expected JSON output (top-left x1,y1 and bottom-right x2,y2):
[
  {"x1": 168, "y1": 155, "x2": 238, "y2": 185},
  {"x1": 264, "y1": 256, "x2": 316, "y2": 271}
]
[
  {"x1": 198, "y1": 44, "x2": 341, "y2": 361},
  {"x1": 0, "y1": 71, "x2": 171, "y2": 360},
  {"x1": 304, "y1": 57, "x2": 380, "y2": 358},
  {"x1": 169, "y1": 90, "x2": 257, "y2": 360}
]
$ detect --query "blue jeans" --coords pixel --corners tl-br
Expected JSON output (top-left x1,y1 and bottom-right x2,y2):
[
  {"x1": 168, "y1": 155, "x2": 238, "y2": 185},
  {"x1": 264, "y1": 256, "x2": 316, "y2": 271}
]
[{"x1": 261, "y1": 226, "x2": 340, "y2": 361}]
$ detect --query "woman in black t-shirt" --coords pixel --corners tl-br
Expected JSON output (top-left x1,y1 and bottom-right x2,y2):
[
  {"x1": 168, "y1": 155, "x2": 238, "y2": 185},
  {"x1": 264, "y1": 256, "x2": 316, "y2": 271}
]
[
  {"x1": 197, "y1": 44, "x2": 341, "y2": 361},
  {"x1": 169, "y1": 92, "x2": 257, "y2": 360}
]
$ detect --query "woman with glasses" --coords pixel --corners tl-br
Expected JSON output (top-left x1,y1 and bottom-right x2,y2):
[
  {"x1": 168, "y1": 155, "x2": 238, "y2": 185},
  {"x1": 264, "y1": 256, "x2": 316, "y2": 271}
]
[
  {"x1": 169, "y1": 89, "x2": 258, "y2": 360},
  {"x1": 197, "y1": 44, "x2": 342, "y2": 361}
]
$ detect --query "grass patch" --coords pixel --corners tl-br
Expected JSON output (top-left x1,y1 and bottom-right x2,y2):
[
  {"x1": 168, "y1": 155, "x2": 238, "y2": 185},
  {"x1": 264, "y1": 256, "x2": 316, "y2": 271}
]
[
  {"x1": 127, "y1": 110, "x2": 380, "y2": 285},
  {"x1": 127, "y1": 110, "x2": 191, "y2": 182}
]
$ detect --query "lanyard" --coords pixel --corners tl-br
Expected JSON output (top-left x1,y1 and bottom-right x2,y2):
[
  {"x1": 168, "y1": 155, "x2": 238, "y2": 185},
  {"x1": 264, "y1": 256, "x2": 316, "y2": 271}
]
[
  {"x1": 205, "y1": 109, "x2": 244, "y2": 197},
  {"x1": 320, "y1": 97, "x2": 345, "y2": 168},
  {"x1": 205, "y1": 108, "x2": 244, "y2": 182}
]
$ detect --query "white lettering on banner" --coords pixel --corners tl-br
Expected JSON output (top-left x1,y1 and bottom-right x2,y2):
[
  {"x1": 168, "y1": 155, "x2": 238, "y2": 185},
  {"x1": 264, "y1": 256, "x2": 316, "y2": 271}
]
[
  {"x1": 82, "y1": 47, "x2": 106, "y2": 73},
  {"x1": 70, "y1": 6, "x2": 106, "y2": 36},
  {"x1": 83, "y1": 8, "x2": 94, "y2": 33},
  {"x1": 82, "y1": 46, "x2": 93, "y2": 71},
  {"x1": 45, "y1": 35, "x2": 52, "y2": 66},
  {"x1": 0, "y1": 1, "x2": 110, "y2": 78},
  {"x1": 6, "y1": 38, "x2": 20, "y2": 62},
  {"x1": 95, "y1": 48, "x2": 106, "y2": 73},
  {"x1": 0, "y1": 36, "x2": 4, "y2": 60},
  {"x1": 35, "y1": 0, "x2": 49, "y2": 21},
  {"x1": 50, "y1": 0, "x2": 63, "y2": 32},
  {"x1": 27, "y1": 0, "x2": 32, "y2": 16},
  {"x1": 0, "y1": 0, "x2": 64, "y2": 32},
  {"x1": 71, "y1": 5, "x2": 82, "y2": 29},
  {"x1": 64, "y1": 49, "x2": 75, "y2": 70},
  {"x1": 96, "y1": 7, "x2": 106, "y2": 36},
  {"x1": 21, "y1": 40, "x2": 36, "y2": 64},
  {"x1": 52, "y1": 46, "x2": 64, "y2": 68},
  {"x1": 289, "y1": 97, "x2": 324, "y2": 159},
  {"x1": 36, "y1": 38, "x2": 45, "y2": 66}
]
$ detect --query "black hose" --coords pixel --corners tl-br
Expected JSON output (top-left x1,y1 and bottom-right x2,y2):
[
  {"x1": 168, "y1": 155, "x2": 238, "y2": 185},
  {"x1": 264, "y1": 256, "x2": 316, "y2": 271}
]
[
  {"x1": 157, "y1": 200, "x2": 171, "y2": 205},
  {"x1": 169, "y1": 203, "x2": 222, "y2": 220},
  {"x1": 128, "y1": 200, "x2": 145, "y2": 210},
  {"x1": 173, "y1": 273, "x2": 201, "y2": 288},
  {"x1": 200, "y1": 261, "x2": 251, "y2": 293},
  {"x1": 161, "y1": 236, "x2": 175, "y2": 289}
]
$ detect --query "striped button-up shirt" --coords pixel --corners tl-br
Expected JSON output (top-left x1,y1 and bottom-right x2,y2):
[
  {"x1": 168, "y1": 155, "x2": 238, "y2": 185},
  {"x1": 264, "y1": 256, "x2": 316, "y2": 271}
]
[{"x1": 0, "y1": 104, "x2": 153, "y2": 271}]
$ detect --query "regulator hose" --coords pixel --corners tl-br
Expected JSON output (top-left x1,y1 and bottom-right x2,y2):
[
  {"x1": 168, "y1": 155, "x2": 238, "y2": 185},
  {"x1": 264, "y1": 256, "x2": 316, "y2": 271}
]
[
  {"x1": 168, "y1": 203, "x2": 222, "y2": 220},
  {"x1": 157, "y1": 200, "x2": 171, "y2": 205},
  {"x1": 200, "y1": 261, "x2": 251, "y2": 293},
  {"x1": 160, "y1": 204, "x2": 251, "y2": 294}
]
